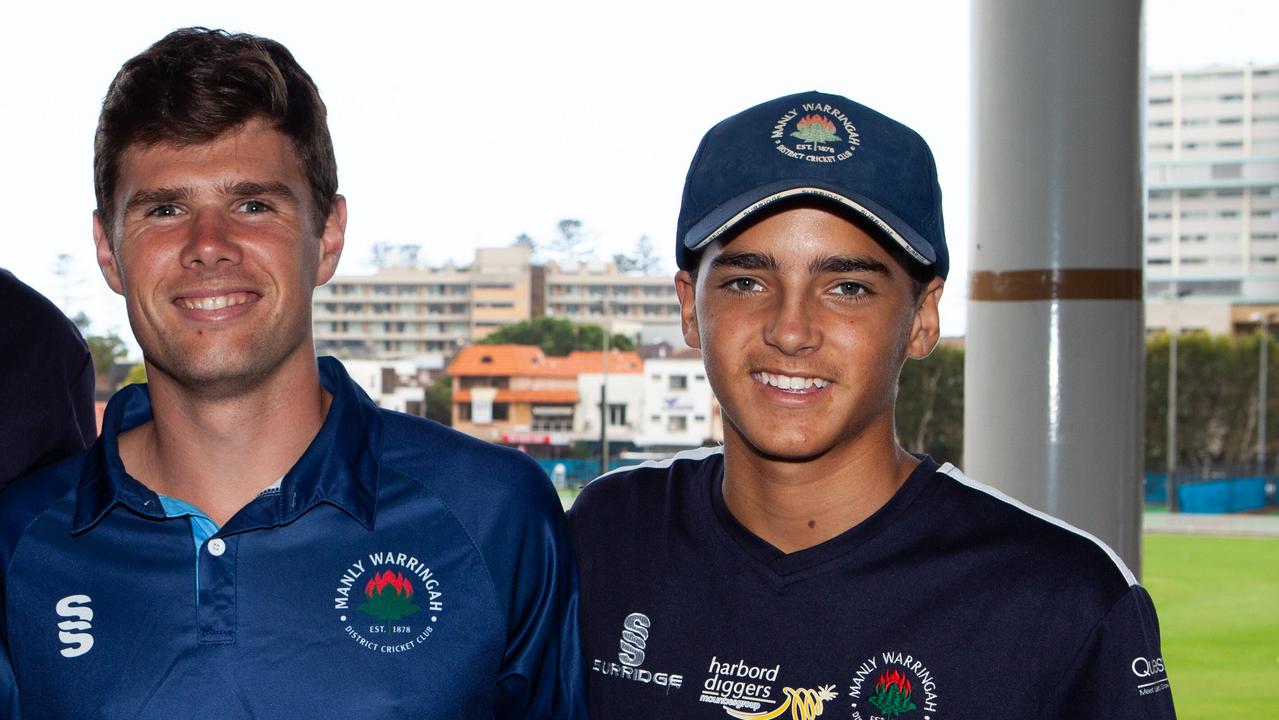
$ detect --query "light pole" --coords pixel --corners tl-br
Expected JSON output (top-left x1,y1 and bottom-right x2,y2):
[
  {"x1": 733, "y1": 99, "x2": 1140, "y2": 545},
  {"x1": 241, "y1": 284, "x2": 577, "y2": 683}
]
[
  {"x1": 1165, "y1": 286, "x2": 1192, "y2": 513},
  {"x1": 1252, "y1": 312, "x2": 1273, "y2": 477},
  {"x1": 600, "y1": 325, "x2": 610, "y2": 477}
]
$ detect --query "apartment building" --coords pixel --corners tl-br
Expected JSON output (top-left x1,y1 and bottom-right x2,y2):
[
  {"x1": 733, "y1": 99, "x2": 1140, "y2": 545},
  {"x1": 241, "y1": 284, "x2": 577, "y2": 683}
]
[
  {"x1": 545, "y1": 261, "x2": 683, "y2": 344},
  {"x1": 1145, "y1": 63, "x2": 1279, "y2": 335},
  {"x1": 314, "y1": 248, "x2": 681, "y2": 359}
]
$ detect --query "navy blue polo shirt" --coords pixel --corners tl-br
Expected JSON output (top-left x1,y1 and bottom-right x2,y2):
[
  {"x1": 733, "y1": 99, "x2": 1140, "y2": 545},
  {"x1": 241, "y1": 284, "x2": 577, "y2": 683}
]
[
  {"x1": 0, "y1": 357, "x2": 586, "y2": 719},
  {"x1": 567, "y1": 449, "x2": 1177, "y2": 720}
]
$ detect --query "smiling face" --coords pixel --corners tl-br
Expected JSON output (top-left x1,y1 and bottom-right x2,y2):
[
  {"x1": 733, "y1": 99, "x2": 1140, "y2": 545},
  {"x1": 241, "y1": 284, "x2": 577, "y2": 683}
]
[
  {"x1": 93, "y1": 117, "x2": 345, "y2": 398},
  {"x1": 676, "y1": 205, "x2": 942, "y2": 463}
]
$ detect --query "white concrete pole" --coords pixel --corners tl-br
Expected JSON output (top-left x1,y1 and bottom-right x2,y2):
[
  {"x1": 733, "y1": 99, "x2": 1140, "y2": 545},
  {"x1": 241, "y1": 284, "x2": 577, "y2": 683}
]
[{"x1": 966, "y1": 0, "x2": 1145, "y2": 571}]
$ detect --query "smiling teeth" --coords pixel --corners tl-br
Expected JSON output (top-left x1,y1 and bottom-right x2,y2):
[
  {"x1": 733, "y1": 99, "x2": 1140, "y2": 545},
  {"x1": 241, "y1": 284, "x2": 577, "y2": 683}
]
[
  {"x1": 180, "y1": 294, "x2": 249, "y2": 310},
  {"x1": 752, "y1": 372, "x2": 830, "y2": 390}
]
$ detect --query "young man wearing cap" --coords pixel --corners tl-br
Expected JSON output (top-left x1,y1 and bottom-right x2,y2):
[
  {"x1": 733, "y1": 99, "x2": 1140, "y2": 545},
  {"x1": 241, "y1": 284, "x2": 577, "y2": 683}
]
[
  {"x1": 567, "y1": 92, "x2": 1175, "y2": 719},
  {"x1": 0, "y1": 29, "x2": 584, "y2": 719}
]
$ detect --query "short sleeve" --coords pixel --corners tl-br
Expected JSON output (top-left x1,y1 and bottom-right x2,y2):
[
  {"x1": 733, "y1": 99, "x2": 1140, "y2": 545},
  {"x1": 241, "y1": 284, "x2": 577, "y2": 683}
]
[
  {"x1": 491, "y1": 467, "x2": 588, "y2": 720},
  {"x1": 1045, "y1": 585, "x2": 1177, "y2": 718}
]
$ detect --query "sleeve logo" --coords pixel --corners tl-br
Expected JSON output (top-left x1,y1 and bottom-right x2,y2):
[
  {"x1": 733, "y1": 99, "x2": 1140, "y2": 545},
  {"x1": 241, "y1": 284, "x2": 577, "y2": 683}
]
[{"x1": 55, "y1": 594, "x2": 94, "y2": 658}]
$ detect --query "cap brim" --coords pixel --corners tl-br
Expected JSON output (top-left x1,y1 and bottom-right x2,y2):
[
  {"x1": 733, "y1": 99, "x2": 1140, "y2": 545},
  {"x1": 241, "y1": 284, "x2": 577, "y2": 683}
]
[{"x1": 682, "y1": 179, "x2": 937, "y2": 268}]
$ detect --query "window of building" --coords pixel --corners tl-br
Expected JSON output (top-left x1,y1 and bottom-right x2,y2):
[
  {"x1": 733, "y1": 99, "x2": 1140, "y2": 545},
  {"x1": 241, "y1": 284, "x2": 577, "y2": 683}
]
[
  {"x1": 1180, "y1": 234, "x2": 1208, "y2": 243},
  {"x1": 459, "y1": 403, "x2": 472, "y2": 421},
  {"x1": 1217, "y1": 140, "x2": 1244, "y2": 149},
  {"x1": 1217, "y1": 188, "x2": 1244, "y2": 198},
  {"x1": 694, "y1": 374, "x2": 706, "y2": 382},
  {"x1": 694, "y1": 415, "x2": 707, "y2": 422},
  {"x1": 1149, "y1": 96, "x2": 1172, "y2": 105},
  {"x1": 1148, "y1": 235, "x2": 1169, "y2": 244},
  {"x1": 1181, "y1": 117, "x2": 1209, "y2": 126},
  {"x1": 1149, "y1": 190, "x2": 1172, "y2": 201},
  {"x1": 608, "y1": 404, "x2": 627, "y2": 426},
  {"x1": 1179, "y1": 210, "x2": 1209, "y2": 220},
  {"x1": 1219, "y1": 94, "x2": 1244, "y2": 102},
  {"x1": 669, "y1": 375, "x2": 688, "y2": 390},
  {"x1": 1147, "y1": 258, "x2": 1172, "y2": 265},
  {"x1": 1218, "y1": 117, "x2": 1243, "y2": 125},
  {"x1": 667, "y1": 415, "x2": 688, "y2": 432}
]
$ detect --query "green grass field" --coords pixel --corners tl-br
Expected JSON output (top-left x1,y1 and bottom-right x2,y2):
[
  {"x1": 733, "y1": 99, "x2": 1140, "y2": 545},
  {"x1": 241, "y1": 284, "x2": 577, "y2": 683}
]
[{"x1": 1143, "y1": 534, "x2": 1279, "y2": 719}]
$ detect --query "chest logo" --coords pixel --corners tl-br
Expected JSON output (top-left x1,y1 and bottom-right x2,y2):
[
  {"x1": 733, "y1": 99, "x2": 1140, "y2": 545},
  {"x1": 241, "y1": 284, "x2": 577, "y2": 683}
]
[
  {"x1": 592, "y1": 610, "x2": 685, "y2": 691},
  {"x1": 848, "y1": 651, "x2": 941, "y2": 720},
  {"x1": 55, "y1": 594, "x2": 94, "y2": 658},
  {"x1": 333, "y1": 551, "x2": 444, "y2": 654}
]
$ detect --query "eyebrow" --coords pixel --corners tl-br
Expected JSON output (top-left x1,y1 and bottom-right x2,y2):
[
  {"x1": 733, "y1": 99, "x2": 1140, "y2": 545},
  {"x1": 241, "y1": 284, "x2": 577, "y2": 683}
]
[
  {"x1": 123, "y1": 180, "x2": 297, "y2": 214},
  {"x1": 810, "y1": 255, "x2": 894, "y2": 277},
  {"x1": 709, "y1": 251, "x2": 781, "y2": 273}
]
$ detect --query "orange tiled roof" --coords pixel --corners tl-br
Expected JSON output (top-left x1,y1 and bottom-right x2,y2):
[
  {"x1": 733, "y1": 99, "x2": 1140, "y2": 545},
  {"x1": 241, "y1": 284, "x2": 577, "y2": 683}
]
[
  {"x1": 453, "y1": 389, "x2": 579, "y2": 404},
  {"x1": 448, "y1": 344, "x2": 643, "y2": 378}
]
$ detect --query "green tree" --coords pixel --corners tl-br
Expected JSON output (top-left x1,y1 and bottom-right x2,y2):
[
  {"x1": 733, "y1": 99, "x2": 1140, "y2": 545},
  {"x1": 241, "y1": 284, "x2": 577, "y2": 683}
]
[
  {"x1": 613, "y1": 235, "x2": 664, "y2": 275},
  {"x1": 895, "y1": 343, "x2": 964, "y2": 465},
  {"x1": 122, "y1": 363, "x2": 148, "y2": 388},
  {"x1": 424, "y1": 375, "x2": 452, "y2": 426},
  {"x1": 548, "y1": 218, "x2": 594, "y2": 264},
  {"x1": 73, "y1": 312, "x2": 129, "y2": 381},
  {"x1": 477, "y1": 317, "x2": 633, "y2": 355}
]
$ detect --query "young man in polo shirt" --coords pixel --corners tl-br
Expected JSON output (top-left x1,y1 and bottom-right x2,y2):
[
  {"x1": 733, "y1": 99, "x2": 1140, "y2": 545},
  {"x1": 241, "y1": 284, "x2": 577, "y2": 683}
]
[
  {"x1": 567, "y1": 91, "x2": 1176, "y2": 719},
  {"x1": 0, "y1": 28, "x2": 584, "y2": 719}
]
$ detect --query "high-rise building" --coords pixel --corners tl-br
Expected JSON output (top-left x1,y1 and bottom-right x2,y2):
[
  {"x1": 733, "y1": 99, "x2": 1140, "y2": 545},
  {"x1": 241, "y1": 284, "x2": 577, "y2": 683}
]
[
  {"x1": 1145, "y1": 63, "x2": 1279, "y2": 335},
  {"x1": 313, "y1": 246, "x2": 681, "y2": 359}
]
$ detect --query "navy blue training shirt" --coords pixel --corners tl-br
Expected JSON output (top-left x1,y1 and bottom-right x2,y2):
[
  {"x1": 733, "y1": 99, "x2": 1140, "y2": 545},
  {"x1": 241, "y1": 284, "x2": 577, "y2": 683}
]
[
  {"x1": 567, "y1": 448, "x2": 1177, "y2": 719},
  {"x1": 0, "y1": 357, "x2": 586, "y2": 719}
]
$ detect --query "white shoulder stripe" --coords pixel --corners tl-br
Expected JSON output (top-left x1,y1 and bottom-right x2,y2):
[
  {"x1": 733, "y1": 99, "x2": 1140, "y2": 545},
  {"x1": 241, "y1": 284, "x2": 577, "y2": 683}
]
[
  {"x1": 592, "y1": 445, "x2": 725, "y2": 483},
  {"x1": 937, "y1": 463, "x2": 1139, "y2": 587}
]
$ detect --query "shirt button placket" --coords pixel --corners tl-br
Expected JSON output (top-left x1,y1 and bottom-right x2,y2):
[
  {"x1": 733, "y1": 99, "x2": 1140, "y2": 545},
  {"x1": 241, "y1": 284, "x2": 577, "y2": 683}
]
[{"x1": 198, "y1": 535, "x2": 237, "y2": 645}]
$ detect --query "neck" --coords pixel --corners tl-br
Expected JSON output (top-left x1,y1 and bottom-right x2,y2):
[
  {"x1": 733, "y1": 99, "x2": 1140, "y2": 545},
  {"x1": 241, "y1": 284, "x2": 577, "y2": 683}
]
[
  {"x1": 720, "y1": 417, "x2": 918, "y2": 554},
  {"x1": 118, "y1": 351, "x2": 330, "y2": 526}
]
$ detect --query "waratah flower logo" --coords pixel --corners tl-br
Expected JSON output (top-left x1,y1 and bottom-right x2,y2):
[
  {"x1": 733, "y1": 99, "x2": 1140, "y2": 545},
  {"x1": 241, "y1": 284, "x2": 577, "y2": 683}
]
[
  {"x1": 790, "y1": 114, "x2": 842, "y2": 144},
  {"x1": 868, "y1": 669, "x2": 916, "y2": 720},
  {"x1": 358, "y1": 570, "x2": 421, "y2": 621}
]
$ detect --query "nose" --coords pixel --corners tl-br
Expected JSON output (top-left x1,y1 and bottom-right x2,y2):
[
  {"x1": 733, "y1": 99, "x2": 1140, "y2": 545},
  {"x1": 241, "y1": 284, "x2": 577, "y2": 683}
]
[
  {"x1": 763, "y1": 293, "x2": 821, "y2": 355},
  {"x1": 181, "y1": 210, "x2": 242, "y2": 268}
]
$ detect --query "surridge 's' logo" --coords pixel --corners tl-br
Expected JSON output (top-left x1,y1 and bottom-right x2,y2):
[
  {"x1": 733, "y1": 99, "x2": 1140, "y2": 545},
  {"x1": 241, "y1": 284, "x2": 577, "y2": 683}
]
[
  {"x1": 334, "y1": 551, "x2": 443, "y2": 654},
  {"x1": 591, "y1": 610, "x2": 684, "y2": 691},
  {"x1": 56, "y1": 594, "x2": 94, "y2": 658},
  {"x1": 848, "y1": 651, "x2": 940, "y2": 719},
  {"x1": 619, "y1": 612, "x2": 650, "y2": 667},
  {"x1": 770, "y1": 102, "x2": 860, "y2": 164}
]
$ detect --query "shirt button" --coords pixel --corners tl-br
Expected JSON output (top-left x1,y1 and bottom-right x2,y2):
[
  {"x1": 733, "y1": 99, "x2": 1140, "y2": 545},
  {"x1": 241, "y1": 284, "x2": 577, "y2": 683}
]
[{"x1": 207, "y1": 538, "x2": 226, "y2": 557}]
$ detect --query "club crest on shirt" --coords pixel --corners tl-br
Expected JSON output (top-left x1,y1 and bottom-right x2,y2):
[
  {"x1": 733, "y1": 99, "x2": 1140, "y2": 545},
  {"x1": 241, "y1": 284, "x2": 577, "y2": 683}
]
[
  {"x1": 333, "y1": 550, "x2": 444, "y2": 654},
  {"x1": 848, "y1": 651, "x2": 941, "y2": 720},
  {"x1": 770, "y1": 103, "x2": 860, "y2": 164}
]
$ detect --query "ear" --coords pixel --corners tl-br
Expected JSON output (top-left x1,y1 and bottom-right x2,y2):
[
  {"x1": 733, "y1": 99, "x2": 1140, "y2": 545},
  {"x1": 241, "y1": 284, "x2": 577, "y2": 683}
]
[
  {"x1": 674, "y1": 270, "x2": 700, "y2": 349},
  {"x1": 313, "y1": 194, "x2": 347, "y2": 286},
  {"x1": 905, "y1": 277, "x2": 944, "y2": 360},
  {"x1": 92, "y1": 210, "x2": 125, "y2": 295}
]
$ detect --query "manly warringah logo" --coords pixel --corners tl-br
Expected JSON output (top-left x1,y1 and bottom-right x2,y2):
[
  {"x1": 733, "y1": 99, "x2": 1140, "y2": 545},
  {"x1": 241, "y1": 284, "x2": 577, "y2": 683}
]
[
  {"x1": 334, "y1": 551, "x2": 444, "y2": 654},
  {"x1": 771, "y1": 102, "x2": 860, "y2": 164},
  {"x1": 55, "y1": 594, "x2": 94, "y2": 658},
  {"x1": 848, "y1": 651, "x2": 941, "y2": 720},
  {"x1": 592, "y1": 611, "x2": 684, "y2": 690}
]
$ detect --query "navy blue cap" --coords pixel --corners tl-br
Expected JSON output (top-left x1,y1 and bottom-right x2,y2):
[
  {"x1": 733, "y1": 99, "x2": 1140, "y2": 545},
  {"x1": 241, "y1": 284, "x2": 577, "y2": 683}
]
[{"x1": 676, "y1": 91, "x2": 948, "y2": 279}]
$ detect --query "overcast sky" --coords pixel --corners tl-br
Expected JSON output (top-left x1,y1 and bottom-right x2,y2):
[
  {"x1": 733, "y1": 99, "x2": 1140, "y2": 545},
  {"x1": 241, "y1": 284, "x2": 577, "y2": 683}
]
[{"x1": 3, "y1": 0, "x2": 1276, "y2": 351}]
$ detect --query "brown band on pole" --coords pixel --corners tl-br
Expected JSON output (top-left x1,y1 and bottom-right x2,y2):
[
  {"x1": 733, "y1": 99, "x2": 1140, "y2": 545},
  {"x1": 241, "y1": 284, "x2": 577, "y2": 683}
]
[{"x1": 969, "y1": 268, "x2": 1143, "y2": 301}]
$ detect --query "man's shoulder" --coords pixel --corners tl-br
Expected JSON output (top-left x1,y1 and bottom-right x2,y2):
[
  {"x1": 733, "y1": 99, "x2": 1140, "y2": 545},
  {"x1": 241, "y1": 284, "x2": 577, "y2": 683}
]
[
  {"x1": 0, "y1": 452, "x2": 85, "y2": 566},
  {"x1": 567, "y1": 446, "x2": 722, "y2": 527},
  {"x1": 931, "y1": 463, "x2": 1137, "y2": 602}
]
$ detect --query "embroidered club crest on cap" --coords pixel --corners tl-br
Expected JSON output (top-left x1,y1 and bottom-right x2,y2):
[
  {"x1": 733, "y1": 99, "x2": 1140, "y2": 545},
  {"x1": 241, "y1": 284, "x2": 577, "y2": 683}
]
[{"x1": 676, "y1": 91, "x2": 948, "y2": 279}]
